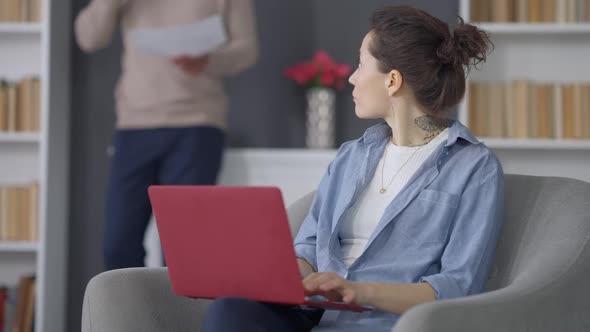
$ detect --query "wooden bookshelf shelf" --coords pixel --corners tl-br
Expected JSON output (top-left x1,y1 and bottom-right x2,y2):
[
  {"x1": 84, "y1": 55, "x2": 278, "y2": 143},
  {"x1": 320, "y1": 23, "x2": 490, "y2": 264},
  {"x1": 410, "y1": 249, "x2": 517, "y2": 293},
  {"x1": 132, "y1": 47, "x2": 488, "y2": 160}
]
[
  {"x1": 474, "y1": 23, "x2": 590, "y2": 34},
  {"x1": 0, "y1": 132, "x2": 40, "y2": 143},
  {"x1": 480, "y1": 138, "x2": 590, "y2": 150},
  {"x1": 0, "y1": 23, "x2": 42, "y2": 34},
  {"x1": 0, "y1": 241, "x2": 38, "y2": 252}
]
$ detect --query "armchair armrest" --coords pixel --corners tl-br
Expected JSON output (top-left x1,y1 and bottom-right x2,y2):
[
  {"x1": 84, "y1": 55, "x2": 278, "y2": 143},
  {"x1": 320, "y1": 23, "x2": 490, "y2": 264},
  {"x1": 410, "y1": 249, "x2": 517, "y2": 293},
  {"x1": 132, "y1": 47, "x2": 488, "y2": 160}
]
[
  {"x1": 82, "y1": 267, "x2": 211, "y2": 332},
  {"x1": 393, "y1": 246, "x2": 590, "y2": 332}
]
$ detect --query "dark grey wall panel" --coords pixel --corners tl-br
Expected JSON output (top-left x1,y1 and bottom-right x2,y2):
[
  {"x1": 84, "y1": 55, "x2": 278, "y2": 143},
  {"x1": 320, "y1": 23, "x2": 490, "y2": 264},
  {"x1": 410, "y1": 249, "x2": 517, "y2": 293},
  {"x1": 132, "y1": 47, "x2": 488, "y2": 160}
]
[
  {"x1": 67, "y1": 1, "x2": 120, "y2": 328},
  {"x1": 225, "y1": 0, "x2": 315, "y2": 147}
]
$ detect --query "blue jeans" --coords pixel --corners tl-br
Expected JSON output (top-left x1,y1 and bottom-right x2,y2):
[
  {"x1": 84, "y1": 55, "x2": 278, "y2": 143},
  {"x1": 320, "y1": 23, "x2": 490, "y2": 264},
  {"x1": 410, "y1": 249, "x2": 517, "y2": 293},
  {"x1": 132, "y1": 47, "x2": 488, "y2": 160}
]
[
  {"x1": 202, "y1": 297, "x2": 324, "y2": 332},
  {"x1": 103, "y1": 126, "x2": 224, "y2": 270}
]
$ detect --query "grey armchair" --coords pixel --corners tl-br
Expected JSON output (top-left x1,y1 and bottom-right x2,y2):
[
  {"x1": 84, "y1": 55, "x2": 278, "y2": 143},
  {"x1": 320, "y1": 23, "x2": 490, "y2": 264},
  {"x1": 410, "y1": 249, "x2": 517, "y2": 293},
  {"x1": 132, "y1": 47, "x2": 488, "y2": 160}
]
[{"x1": 82, "y1": 174, "x2": 590, "y2": 332}]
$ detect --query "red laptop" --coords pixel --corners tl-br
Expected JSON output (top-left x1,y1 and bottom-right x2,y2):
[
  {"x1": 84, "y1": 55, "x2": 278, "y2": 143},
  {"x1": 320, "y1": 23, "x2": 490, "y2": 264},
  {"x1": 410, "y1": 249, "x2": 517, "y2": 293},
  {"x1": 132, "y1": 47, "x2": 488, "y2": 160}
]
[{"x1": 148, "y1": 185, "x2": 372, "y2": 312}]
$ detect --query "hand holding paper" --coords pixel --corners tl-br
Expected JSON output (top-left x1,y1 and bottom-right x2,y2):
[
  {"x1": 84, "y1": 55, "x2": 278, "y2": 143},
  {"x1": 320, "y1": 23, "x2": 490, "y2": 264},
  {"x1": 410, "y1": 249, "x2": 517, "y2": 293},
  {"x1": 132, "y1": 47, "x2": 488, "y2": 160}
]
[
  {"x1": 172, "y1": 55, "x2": 210, "y2": 76},
  {"x1": 128, "y1": 15, "x2": 227, "y2": 58}
]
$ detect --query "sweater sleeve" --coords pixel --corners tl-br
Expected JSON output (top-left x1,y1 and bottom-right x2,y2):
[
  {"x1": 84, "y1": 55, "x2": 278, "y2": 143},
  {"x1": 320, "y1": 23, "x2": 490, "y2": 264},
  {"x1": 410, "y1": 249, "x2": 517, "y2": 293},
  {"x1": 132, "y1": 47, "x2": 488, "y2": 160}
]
[
  {"x1": 205, "y1": 0, "x2": 259, "y2": 76},
  {"x1": 74, "y1": 0, "x2": 125, "y2": 52}
]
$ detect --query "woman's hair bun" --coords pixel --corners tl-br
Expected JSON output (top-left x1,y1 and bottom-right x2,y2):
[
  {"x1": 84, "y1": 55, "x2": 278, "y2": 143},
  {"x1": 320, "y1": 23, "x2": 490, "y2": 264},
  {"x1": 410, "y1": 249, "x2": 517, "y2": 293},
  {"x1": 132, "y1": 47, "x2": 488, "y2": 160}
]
[{"x1": 437, "y1": 17, "x2": 492, "y2": 69}]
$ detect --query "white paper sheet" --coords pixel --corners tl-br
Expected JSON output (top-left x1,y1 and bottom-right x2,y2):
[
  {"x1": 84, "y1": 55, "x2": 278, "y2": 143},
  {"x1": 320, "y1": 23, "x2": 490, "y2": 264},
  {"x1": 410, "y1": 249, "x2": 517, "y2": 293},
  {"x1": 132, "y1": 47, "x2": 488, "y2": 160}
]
[{"x1": 128, "y1": 15, "x2": 227, "y2": 57}]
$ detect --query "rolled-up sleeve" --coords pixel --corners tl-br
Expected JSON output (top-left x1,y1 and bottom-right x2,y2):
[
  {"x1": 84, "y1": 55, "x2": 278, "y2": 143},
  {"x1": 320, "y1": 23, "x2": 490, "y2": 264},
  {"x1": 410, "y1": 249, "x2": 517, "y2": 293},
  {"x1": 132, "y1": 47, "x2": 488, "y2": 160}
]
[
  {"x1": 205, "y1": 0, "x2": 259, "y2": 76},
  {"x1": 293, "y1": 161, "x2": 333, "y2": 272},
  {"x1": 420, "y1": 163, "x2": 505, "y2": 300},
  {"x1": 75, "y1": 0, "x2": 124, "y2": 52}
]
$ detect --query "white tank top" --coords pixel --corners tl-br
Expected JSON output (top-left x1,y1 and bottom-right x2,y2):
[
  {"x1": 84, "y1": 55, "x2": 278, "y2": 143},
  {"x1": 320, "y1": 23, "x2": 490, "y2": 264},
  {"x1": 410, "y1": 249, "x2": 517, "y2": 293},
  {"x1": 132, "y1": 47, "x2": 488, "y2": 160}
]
[{"x1": 339, "y1": 128, "x2": 449, "y2": 267}]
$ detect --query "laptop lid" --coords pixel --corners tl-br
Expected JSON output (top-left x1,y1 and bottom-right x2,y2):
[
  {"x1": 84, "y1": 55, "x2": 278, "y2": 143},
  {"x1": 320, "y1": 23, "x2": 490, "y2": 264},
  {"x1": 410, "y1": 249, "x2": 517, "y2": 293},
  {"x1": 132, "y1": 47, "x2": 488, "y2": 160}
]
[{"x1": 148, "y1": 185, "x2": 305, "y2": 304}]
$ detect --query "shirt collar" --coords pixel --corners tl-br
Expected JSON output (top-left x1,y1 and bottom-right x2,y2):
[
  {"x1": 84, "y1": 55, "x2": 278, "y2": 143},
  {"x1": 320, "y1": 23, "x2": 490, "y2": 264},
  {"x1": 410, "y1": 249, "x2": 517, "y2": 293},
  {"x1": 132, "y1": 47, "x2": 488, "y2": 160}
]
[
  {"x1": 360, "y1": 120, "x2": 480, "y2": 147},
  {"x1": 444, "y1": 120, "x2": 480, "y2": 147}
]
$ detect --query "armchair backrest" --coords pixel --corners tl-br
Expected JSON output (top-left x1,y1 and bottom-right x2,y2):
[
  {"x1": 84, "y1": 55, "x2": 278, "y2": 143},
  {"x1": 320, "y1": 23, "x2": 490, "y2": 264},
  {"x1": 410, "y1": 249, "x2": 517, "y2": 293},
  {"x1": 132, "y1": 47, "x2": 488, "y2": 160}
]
[
  {"x1": 286, "y1": 191, "x2": 316, "y2": 239},
  {"x1": 484, "y1": 174, "x2": 590, "y2": 291}
]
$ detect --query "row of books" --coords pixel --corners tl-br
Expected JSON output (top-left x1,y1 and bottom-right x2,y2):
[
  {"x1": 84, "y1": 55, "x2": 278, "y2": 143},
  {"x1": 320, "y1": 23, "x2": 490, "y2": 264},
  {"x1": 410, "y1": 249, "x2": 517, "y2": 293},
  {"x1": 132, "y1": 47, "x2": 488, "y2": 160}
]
[
  {"x1": 0, "y1": 78, "x2": 41, "y2": 133},
  {"x1": 470, "y1": 0, "x2": 590, "y2": 23},
  {"x1": 0, "y1": 275, "x2": 35, "y2": 332},
  {"x1": 0, "y1": 184, "x2": 38, "y2": 242},
  {"x1": 468, "y1": 81, "x2": 590, "y2": 139},
  {"x1": 0, "y1": 0, "x2": 41, "y2": 22}
]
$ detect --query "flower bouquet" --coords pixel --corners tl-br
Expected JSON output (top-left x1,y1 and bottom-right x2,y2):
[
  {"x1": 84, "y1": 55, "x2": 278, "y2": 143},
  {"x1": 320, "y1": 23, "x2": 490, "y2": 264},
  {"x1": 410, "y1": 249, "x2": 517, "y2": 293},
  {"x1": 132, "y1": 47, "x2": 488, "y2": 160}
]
[{"x1": 285, "y1": 51, "x2": 351, "y2": 148}]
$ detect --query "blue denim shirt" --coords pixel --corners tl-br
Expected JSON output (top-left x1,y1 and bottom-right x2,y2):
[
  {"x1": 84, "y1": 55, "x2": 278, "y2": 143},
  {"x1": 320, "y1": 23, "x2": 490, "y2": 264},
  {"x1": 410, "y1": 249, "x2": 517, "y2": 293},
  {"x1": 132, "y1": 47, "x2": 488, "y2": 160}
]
[{"x1": 294, "y1": 120, "x2": 505, "y2": 330}]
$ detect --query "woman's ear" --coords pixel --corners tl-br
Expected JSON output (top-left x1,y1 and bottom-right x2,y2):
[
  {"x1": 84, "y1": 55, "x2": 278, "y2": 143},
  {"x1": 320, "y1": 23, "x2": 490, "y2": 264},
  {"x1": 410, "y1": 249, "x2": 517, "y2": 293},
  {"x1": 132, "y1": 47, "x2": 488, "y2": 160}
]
[{"x1": 386, "y1": 70, "x2": 403, "y2": 97}]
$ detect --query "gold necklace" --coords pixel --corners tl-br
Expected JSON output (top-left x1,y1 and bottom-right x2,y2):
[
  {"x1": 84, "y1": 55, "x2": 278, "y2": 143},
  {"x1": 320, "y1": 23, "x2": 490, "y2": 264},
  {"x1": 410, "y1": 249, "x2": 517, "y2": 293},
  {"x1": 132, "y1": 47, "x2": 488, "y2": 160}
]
[{"x1": 379, "y1": 142, "x2": 426, "y2": 194}]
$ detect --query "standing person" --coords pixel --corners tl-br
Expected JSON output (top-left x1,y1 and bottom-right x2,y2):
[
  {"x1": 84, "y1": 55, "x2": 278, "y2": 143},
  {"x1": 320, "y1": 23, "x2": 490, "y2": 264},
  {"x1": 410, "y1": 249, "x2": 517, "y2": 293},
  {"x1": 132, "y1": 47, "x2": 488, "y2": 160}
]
[
  {"x1": 74, "y1": 0, "x2": 258, "y2": 270},
  {"x1": 202, "y1": 5, "x2": 502, "y2": 332}
]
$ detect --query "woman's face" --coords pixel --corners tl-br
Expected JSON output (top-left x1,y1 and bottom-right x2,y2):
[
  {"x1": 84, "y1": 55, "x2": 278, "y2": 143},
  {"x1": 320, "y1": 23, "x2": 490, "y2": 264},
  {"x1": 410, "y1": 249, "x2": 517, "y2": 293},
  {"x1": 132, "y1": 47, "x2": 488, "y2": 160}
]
[{"x1": 348, "y1": 32, "x2": 392, "y2": 119}]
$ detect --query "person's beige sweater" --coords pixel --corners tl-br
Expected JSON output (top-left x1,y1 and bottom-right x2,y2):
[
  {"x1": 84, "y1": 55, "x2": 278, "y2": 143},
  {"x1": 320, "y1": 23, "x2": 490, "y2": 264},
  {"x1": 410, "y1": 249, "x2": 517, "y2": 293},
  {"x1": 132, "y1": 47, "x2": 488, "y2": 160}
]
[{"x1": 75, "y1": 0, "x2": 258, "y2": 129}]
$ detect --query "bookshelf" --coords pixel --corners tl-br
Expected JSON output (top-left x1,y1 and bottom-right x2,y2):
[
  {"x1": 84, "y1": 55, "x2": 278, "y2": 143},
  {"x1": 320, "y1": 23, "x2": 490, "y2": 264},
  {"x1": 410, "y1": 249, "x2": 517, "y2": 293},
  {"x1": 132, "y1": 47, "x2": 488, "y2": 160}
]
[
  {"x1": 475, "y1": 22, "x2": 590, "y2": 34},
  {"x1": 478, "y1": 138, "x2": 590, "y2": 149},
  {"x1": 0, "y1": 132, "x2": 40, "y2": 142},
  {"x1": 0, "y1": 0, "x2": 70, "y2": 330},
  {"x1": 459, "y1": 0, "x2": 590, "y2": 150},
  {"x1": 0, "y1": 241, "x2": 38, "y2": 252},
  {"x1": 0, "y1": 23, "x2": 43, "y2": 34}
]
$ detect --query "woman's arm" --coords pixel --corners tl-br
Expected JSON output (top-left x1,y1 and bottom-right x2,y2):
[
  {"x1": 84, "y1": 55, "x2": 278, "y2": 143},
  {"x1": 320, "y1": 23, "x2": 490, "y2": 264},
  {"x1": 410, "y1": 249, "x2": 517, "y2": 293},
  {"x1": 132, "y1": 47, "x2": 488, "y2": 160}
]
[
  {"x1": 303, "y1": 273, "x2": 435, "y2": 314},
  {"x1": 361, "y1": 282, "x2": 436, "y2": 313},
  {"x1": 418, "y1": 164, "x2": 504, "y2": 300},
  {"x1": 75, "y1": 0, "x2": 126, "y2": 52},
  {"x1": 293, "y1": 159, "x2": 335, "y2": 274},
  {"x1": 297, "y1": 258, "x2": 315, "y2": 279},
  {"x1": 205, "y1": 0, "x2": 259, "y2": 76}
]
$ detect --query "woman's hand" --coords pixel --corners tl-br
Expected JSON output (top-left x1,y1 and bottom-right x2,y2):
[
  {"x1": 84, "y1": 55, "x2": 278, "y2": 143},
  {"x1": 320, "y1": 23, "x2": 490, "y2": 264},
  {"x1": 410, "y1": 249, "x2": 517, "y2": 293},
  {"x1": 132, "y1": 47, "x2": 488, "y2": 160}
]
[
  {"x1": 302, "y1": 272, "x2": 370, "y2": 305},
  {"x1": 303, "y1": 273, "x2": 437, "y2": 314},
  {"x1": 297, "y1": 258, "x2": 315, "y2": 279},
  {"x1": 172, "y1": 55, "x2": 209, "y2": 76}
]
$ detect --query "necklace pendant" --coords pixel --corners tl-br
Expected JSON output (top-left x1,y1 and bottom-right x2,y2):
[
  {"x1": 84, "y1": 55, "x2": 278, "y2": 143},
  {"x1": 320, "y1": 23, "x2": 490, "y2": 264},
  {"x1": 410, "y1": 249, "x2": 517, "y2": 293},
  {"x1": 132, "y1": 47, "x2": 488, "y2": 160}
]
[{"x1": 379, "y1": 188, "x2": 386, "y2": 194}]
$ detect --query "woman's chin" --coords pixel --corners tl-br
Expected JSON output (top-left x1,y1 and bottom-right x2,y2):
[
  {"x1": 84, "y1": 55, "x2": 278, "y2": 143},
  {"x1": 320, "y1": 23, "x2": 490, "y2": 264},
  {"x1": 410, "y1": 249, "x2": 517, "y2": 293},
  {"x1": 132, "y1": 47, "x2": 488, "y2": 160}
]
[
  {"x1": 354, "y1": 106, "x2": 378, "y2": 120},
  {"x1": 354, "y1": 106, "x2": 368, "y2": 119}
]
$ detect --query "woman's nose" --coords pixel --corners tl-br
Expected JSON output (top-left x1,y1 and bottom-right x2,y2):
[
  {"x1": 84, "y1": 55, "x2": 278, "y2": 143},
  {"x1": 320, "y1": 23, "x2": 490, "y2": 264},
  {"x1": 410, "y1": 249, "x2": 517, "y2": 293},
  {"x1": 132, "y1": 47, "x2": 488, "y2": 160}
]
[{"x1": 348, "y1": 70, "x2": 356, "y2": 85}]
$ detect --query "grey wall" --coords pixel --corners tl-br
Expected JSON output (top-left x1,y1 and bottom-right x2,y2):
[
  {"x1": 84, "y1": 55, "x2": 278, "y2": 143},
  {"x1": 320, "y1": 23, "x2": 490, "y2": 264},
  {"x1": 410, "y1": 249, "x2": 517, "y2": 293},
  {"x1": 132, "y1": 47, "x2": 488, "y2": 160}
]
[
  {"x1": 67, "y1": 1, "x2": 458, "y2": 331},
  {"x1": 225, "y1": 1, "x2": 315, "y2": 147}
]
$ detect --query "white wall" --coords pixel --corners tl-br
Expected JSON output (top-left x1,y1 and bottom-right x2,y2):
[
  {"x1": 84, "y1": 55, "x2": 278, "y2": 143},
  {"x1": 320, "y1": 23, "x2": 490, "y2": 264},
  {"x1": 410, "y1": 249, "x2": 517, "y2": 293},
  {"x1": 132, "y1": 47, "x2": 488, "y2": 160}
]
[{"x1": 144, "y1": 147, "x2": 590, "y2": 267}]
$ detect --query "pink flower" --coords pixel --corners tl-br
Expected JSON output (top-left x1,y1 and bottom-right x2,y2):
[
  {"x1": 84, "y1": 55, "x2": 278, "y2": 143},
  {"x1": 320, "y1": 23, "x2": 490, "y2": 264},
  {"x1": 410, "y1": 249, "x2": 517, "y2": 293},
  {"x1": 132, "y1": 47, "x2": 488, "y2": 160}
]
[
  {"x1": 335, "y1": 64, "x2": 352, "y2": 78},
  {"x1": 285, "y1": 50, "x2": 351, "y2": 90},
  {"x1": 320, "y1": 70, "x2": 336, "y2": 86},
  {"x1": 285, "y1": 62, "x2": 318, "y2": 85},
  {"x1": 313, "y1": 51, "x2": 335, "y2": 67},
  {"x1": 301, "y1": 63, "x2": 318, "y2": 81}
]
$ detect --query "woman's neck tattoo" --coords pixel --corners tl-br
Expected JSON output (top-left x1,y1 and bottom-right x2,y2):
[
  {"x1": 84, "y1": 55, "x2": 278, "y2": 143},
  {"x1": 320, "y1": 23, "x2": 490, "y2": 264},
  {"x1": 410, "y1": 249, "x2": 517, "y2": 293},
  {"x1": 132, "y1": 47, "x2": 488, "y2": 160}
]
[{"x1": 414, "y1": 116, "x2": 450, "y2": 142}]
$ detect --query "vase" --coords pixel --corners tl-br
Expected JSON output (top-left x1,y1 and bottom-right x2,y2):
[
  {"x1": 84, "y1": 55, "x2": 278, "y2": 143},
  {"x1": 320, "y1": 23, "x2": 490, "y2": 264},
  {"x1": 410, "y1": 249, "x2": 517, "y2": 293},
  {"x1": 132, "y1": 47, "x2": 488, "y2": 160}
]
[{"x1": 305, "y1": 87, "x2": 336, "y2": 149}]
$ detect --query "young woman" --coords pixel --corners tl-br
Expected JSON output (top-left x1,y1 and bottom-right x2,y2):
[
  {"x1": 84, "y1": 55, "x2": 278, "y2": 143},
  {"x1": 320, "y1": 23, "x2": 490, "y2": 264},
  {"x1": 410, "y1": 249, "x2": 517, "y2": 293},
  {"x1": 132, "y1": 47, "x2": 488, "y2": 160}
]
[{"x1": 203, "y1": 5, "x2": 503, "y2": 332}]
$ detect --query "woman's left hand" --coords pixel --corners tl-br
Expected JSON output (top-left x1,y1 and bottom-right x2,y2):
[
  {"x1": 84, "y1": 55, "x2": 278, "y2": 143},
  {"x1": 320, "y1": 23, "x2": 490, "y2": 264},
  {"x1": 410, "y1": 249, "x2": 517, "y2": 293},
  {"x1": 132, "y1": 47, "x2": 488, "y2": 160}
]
[{"x1": 302, "y1": 272, "x2": 370, "y2": 305}]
